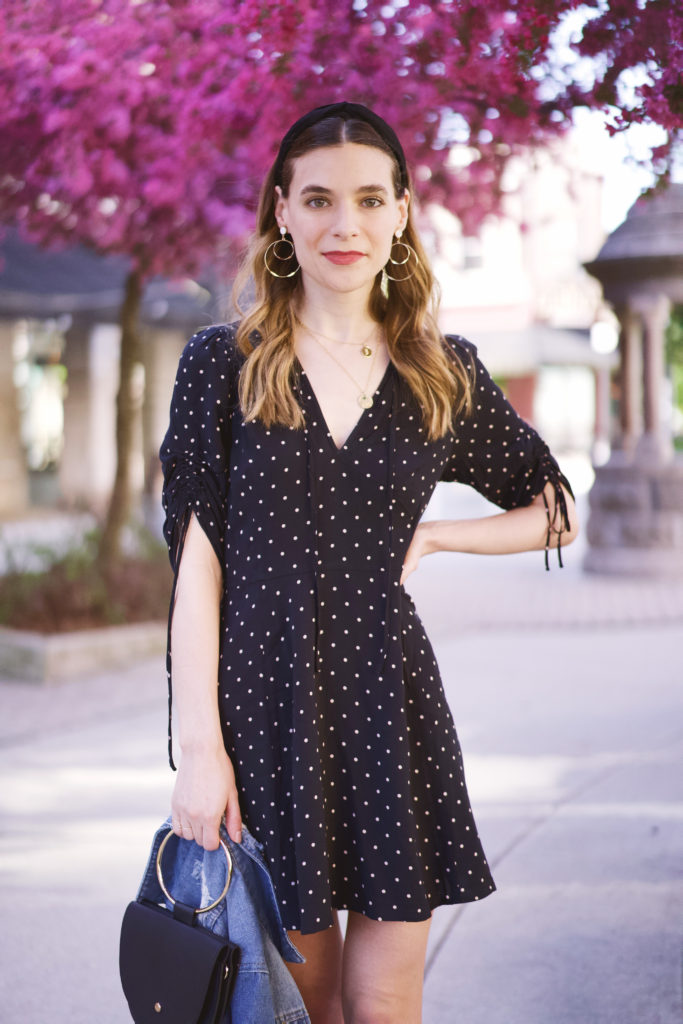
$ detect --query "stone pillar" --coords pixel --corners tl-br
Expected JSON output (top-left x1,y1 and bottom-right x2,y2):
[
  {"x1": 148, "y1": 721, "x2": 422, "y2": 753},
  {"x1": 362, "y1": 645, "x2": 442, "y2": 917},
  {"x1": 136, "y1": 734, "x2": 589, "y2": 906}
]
[
  {"x1": 140, "y1": 328, "x2": 185, "y2": 535},
  {"x1": 59, "y1": 321, "x2": 121, "y2": 513},
  {"x1": 615, "y1": 305, "x2": 642, "y2": 456},
  {"x1": 585, "y1": 287, "x2": 682, "y2": 575},
  {"x1": 636, "y1": 294, "x2": 673, "y2": 463},
  {"x1": 0, "y1": 321, "x2": 30, "y2": 516},
  {"x1": 584, "y1": 294, "x2": 682, "y2": 575},
  {"x1": 592, "y1": 363, "x2": 611, "y2": 466}
]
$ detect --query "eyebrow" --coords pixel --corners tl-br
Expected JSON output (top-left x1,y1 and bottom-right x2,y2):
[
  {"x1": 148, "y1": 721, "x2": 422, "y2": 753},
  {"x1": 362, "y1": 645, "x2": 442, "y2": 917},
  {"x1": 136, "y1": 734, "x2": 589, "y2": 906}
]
[{"x1": 299, "y1": 184, "x2": 390, "y2": 197}]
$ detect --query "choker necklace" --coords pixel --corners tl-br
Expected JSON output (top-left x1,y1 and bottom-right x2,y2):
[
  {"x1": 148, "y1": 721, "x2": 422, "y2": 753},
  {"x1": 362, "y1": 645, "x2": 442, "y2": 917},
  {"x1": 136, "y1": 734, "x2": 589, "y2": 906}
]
[
  {"x1": 294, "y1": 315, "x2": 376, "y2": 357},
  {"x1": 297, "y1": 320, "x2": 382, "y2": 408}
]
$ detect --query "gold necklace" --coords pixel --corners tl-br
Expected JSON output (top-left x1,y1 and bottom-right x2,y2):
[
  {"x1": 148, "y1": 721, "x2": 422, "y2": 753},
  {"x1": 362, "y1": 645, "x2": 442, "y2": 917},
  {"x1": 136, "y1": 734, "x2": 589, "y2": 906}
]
[
  {"x1": 294, "y1": 315, "x2": 376, "y2": 357},
  {"x1": 302, "y1": 325, "x2": 382, "y2": 409}
]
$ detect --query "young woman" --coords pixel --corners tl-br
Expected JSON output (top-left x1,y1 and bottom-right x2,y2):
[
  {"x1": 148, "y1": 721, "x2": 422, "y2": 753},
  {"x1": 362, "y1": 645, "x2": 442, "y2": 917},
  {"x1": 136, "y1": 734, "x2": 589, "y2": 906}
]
[{"x1": 160, "y1": 101, "x2": 577, "y2": 1024}]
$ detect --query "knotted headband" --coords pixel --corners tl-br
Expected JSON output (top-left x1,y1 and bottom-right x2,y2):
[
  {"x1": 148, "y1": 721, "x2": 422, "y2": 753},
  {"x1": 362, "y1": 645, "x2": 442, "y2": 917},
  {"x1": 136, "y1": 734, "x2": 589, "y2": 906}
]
[{"x1": 272, "y1": 101, "x2": 409, "y2": 190}]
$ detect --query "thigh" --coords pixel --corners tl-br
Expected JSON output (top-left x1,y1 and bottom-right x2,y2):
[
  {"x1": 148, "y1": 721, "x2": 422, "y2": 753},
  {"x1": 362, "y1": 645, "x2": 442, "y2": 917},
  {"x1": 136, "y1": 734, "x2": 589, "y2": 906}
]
[
  {"x1": 286, "y1": 912, "x2": 344, "y2": 1024},
  {"x1": 341, "y1": 911, "x2": 432, "y2": 1024}
]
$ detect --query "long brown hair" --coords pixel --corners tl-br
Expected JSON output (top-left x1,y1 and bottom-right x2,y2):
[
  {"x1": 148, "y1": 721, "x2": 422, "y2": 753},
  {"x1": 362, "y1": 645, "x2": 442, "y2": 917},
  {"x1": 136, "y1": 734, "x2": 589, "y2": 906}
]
[{"x1": 233, "y1": 116, "x2": 472, "y2": 440}]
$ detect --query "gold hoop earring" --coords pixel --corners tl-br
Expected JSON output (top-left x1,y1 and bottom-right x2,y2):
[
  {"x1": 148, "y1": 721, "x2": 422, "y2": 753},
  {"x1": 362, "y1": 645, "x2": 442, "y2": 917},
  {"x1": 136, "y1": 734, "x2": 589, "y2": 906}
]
[
  {"x1": 383, "y1": 230, "x2": 419, "y2": 282},
  {"x1": 264, "y1": 226, "x2": 300, "y2": 278}
]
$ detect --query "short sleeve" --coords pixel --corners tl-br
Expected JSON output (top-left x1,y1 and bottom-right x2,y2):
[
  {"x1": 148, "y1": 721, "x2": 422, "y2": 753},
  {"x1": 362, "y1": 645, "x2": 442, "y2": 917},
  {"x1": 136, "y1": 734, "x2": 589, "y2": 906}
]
[
  {"x1": 159, "y1": 325, "x2": 237, "y2": 573},
  {"x1": 441, "y1": 335, "x2": 574, "y2": 566}
]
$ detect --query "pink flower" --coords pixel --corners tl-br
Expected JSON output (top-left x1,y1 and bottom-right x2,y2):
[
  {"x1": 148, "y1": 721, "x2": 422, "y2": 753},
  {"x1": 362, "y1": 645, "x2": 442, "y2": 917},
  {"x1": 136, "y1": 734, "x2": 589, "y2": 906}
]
[{"x1": 0, "y1": 0, "x2": 677, "y2": 279}]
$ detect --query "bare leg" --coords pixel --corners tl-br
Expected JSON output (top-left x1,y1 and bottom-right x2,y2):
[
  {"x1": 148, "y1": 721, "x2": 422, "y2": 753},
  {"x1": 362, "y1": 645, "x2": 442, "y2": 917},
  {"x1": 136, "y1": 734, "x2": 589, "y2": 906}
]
[
  {"x1": 341, "y1": 911, "x2": 432, "y2": 1024},
  {"x1": 286, "y1": 911, "x2": 344, "y2": 1024}
]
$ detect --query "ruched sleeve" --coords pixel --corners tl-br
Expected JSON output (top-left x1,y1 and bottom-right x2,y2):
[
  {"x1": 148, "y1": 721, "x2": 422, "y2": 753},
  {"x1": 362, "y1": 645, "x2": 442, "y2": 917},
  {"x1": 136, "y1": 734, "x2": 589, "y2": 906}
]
[
  {"x1": 160, "y1": 325, "x2": 236, "y2": 570},
  {"x1": 440, "y1": 335, "x2": 574, "y2": 569},
  {"x1": 159, "y1": 325, "x2": 238, "y2": 767}
]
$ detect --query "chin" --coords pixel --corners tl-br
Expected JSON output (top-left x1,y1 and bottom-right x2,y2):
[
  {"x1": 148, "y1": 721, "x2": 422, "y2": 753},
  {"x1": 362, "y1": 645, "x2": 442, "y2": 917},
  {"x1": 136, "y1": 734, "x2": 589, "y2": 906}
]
[{"x1": 320, "y1": 265, "x2": 381, "y2": 290}]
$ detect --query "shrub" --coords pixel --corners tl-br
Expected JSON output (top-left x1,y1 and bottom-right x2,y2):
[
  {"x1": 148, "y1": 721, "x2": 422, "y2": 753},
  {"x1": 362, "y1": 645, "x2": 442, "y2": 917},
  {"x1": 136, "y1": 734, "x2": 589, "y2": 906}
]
[{"x1": 0, "y1": 529, "x2": 171, "y2": 633}]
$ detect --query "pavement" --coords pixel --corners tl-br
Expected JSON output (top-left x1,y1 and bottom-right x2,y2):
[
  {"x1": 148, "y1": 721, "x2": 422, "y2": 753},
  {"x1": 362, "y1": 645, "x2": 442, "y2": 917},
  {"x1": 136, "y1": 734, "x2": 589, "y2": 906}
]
[{"x1": 0, "y1": 488, "x2": 682, "y2": 1024}]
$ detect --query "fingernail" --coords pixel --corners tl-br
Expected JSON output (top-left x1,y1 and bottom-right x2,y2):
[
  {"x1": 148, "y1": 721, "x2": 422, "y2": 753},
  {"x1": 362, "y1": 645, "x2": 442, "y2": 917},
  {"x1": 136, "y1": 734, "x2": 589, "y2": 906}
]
[{"x1": 235, "y1": 830, "x2": 242, "y2": 844}]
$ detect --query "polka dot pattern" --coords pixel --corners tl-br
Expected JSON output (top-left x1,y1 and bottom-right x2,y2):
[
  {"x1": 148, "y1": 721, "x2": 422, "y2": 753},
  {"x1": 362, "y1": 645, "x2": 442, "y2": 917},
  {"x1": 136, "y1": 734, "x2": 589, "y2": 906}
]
[{"x1": 160, "y1": 324, "x2": 571, "y2": 935}]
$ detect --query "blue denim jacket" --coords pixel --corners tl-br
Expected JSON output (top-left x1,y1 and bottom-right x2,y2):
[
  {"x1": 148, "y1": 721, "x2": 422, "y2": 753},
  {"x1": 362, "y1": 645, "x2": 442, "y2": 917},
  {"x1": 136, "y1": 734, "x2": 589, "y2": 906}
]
[{"x1": 136, "y1": 820, "x2": 310, "y2": 1024}]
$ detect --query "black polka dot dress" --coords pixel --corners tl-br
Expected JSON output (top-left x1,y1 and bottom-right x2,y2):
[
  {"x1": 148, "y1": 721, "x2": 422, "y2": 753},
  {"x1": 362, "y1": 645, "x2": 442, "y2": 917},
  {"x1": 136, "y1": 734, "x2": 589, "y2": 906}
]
[{"x1": 160, "y1": 324, "x2": 572, "y2": 935}]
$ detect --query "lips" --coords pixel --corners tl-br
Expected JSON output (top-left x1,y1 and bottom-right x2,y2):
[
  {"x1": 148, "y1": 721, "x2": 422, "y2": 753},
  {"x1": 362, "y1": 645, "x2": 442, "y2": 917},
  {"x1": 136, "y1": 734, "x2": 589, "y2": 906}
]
[{"x1": 323, "y1": 251, "x2": 365, "y2": 265}]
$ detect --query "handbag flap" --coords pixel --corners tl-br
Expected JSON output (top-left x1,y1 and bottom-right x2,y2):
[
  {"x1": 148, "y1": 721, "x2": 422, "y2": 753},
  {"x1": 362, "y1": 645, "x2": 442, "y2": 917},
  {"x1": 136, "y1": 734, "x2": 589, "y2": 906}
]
[{"x1": 119, "y1": 900, "x2": 237, "y2": 1024}]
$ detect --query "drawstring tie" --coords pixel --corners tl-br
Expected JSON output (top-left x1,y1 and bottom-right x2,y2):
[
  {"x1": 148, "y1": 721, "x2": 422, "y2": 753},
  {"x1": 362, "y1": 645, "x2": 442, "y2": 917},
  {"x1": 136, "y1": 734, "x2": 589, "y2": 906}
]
[
  {"x1": 383, "y1": 378, "x2": 400, "y2": 658},
  {"x1": 542, "y1": 475, "x2": 571, "y2": 571},
  {"x1": 300, "y1": 379, "x2": 323, "y2": 676},
  {"x1": 165, "y1": 508, "x2": 190, "y2": 771}
]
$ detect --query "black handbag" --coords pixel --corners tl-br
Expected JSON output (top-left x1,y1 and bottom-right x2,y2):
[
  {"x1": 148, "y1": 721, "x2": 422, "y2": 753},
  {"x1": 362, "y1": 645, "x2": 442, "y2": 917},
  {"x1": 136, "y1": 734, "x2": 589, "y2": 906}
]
[{"x1": 119, "y1": 830, "x2": 239, "y2": 1024}]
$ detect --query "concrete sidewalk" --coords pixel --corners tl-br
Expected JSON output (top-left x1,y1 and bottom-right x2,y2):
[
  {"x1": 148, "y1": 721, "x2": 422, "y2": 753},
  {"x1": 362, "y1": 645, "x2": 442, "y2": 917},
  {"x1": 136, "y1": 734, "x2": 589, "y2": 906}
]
[
  {"x1": 422, "y1": 623, "x2": 682, "y2": 1024},
  {"x1": 0, "y1": 531, "x2": 681, "y2": 1023}
]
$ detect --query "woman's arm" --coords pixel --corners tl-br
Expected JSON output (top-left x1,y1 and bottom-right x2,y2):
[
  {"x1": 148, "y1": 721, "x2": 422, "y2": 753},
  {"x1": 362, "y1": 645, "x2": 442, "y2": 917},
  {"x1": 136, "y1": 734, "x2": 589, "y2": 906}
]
[
  {"x1": 400, "y1": 481, "x2": 578, "y2": 584},
  {"x1": 170, "y1": 513, "x2": 242, "y2": 851}
]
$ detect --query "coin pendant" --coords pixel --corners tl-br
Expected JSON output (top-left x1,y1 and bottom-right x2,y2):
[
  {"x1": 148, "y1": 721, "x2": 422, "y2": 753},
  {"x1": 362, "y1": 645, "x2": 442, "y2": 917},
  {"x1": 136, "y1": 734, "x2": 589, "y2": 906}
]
[
  {"x1": 357, "y1": 393, "x2": 373, "y2": 409},
  {"x1": 361, "y1": 346, "x2": 372, "y2": 357}
]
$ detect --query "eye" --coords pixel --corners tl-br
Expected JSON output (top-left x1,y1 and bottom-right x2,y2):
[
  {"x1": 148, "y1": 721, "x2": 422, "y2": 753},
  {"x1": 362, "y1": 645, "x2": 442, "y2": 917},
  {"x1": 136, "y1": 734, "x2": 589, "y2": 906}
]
[
  {"x1": 305, "y1": 197, "x2": 329, "y2": 209},
  {"x1": 362, "y1": 197, "x2": 384, "y2": 208}
]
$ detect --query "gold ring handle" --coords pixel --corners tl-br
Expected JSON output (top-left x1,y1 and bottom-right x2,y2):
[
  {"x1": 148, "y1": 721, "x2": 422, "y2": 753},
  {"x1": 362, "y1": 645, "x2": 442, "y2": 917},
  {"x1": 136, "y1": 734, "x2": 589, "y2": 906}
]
[{"x1": 156, "y1": 829, "x2": 233, "y2": 914}]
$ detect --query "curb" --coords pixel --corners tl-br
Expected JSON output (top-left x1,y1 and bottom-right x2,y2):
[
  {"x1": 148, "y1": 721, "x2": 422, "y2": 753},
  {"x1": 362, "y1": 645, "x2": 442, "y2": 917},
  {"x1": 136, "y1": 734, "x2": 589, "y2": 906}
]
[{"x1": 0, "y1": 622, "x2": 167, "y2": 684}]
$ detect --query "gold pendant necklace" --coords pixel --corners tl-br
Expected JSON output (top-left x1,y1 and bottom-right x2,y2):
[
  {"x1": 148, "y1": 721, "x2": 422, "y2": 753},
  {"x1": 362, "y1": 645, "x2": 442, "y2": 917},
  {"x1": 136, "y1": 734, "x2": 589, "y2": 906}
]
[
  {"x1": 298, "y1": 321, "x2": 381, "y2": 408},
  {"x1": 295, "y1": 315, "x2": 376, "y2": 358}
]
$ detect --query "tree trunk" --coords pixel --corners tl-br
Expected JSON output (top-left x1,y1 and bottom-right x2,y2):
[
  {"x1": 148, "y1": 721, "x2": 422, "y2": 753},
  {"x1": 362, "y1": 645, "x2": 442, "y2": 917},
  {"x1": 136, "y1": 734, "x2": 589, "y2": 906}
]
[{"x1": 97, "y1": 269, "x2": 143, "y2": 568}]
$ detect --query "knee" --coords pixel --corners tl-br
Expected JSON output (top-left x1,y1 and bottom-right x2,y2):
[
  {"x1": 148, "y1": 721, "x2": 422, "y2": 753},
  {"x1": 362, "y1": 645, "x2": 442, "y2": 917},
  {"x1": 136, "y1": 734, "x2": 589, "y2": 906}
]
[
  {"x1": 293, "y1": 975, "x2": 343, "y2": 1023},
  {"x1": 305, "y1": 995, "x2": 344, "y2": 1024},
  {"x1": 343, "y1": 993, "x2": 400, "y2": 1024},
  {"x1": 345, "y1": 1012, "x2": 394, "y2": 1024},
  {"x1": 345, "y1": 1013, "x2": 396, "y2": 1024}
]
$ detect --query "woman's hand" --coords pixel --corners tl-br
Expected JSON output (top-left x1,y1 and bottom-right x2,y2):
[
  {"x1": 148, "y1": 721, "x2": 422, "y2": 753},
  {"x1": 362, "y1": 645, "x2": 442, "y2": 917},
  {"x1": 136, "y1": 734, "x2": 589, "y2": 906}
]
[
  {"x1": 400, "y1": 522, "x2": 434, "y2": 585},
  {"x1": 171, "y1": 744, "x2": 243, "y2": 851}
]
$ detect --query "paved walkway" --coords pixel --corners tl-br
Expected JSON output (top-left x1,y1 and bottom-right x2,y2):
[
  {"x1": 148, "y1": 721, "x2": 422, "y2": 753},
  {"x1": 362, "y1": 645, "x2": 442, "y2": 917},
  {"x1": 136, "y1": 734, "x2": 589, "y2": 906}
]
[{"x1": 0, "y1": 495, "x2": 681, "y2": 1023}]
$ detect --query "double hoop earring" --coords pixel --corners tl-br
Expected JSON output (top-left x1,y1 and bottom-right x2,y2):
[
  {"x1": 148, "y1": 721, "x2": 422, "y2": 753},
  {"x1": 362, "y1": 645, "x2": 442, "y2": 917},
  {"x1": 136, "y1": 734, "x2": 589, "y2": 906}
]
[
  {"x1": 383, "y1": 230, "x2": 419, "y2": 282},
  {"x1": 264, "y1": 226, "x2": 300, "y2": 278}
]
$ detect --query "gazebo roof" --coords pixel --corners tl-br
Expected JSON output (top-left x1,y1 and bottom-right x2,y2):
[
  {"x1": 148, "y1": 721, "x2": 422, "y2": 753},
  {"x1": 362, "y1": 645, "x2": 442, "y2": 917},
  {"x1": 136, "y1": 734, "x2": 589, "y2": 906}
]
[
  {"x1": 591, "y1": 183, "x2": 683, "y2": 264},
  {"x1": 584, "y1": 184, "x2": 683, "y2": 301},
  {"x1": 0, "y1": 229, "x2": 221, "y2": 327}
]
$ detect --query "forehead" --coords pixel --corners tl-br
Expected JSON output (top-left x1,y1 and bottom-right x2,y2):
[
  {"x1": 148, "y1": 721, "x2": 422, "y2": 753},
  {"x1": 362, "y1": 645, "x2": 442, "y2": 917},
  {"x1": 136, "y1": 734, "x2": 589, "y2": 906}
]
[{"x1": 288, "y1": 143, "x2": 396, "y2": 192}]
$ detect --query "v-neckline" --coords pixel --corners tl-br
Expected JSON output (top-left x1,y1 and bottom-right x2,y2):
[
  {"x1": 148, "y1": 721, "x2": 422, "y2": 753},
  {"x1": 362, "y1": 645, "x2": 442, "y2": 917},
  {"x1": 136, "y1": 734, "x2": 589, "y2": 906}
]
[{"x1": 297, "y1": 359, "x2": 394, "y2": 452}]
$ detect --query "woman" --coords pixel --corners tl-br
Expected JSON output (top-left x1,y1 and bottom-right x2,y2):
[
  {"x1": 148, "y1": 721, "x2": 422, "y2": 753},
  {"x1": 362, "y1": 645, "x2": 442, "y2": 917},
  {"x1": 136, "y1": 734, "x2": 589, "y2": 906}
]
[{"x1": 160, "y1": 101, "x2": 577, "y2": 1024}]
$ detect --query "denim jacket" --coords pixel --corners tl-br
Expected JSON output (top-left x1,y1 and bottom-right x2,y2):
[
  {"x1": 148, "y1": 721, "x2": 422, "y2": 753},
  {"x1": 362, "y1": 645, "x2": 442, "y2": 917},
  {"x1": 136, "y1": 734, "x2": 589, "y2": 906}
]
[{"x1": 135, "y1": 820, "x2": 310, "y2": 1024}]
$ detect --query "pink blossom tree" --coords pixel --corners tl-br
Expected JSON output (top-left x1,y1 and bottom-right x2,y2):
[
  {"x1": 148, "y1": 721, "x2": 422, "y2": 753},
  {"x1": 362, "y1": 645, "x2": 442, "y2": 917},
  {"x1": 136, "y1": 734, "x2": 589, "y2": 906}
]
[{"x1": 0, "y1": 0, "x2": 680, "y2": 562}]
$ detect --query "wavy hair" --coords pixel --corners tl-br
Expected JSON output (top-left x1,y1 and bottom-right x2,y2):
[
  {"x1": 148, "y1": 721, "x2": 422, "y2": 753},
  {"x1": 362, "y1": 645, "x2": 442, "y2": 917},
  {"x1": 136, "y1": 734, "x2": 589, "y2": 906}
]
[{"x1": 233, "y1": 116, "x2": 473, "y2": 440}]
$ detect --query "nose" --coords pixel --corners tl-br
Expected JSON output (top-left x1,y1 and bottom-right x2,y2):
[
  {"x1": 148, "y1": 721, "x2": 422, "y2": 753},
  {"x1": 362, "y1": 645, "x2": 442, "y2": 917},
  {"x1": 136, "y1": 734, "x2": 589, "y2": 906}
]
[{"x1": 331, "y1": 200, "x2": 359, "y2": 239}]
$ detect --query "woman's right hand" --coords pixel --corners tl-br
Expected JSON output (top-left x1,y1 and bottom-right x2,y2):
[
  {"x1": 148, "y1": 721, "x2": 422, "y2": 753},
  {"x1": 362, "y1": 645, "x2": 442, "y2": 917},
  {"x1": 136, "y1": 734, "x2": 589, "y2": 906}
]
[{"x1": 170, "y1": 744, "x2": 243, "y2": 851}]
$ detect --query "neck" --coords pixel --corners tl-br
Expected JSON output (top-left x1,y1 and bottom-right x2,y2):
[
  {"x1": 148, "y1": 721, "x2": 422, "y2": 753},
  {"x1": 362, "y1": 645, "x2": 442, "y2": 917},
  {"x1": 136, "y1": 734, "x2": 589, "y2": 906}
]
[{"x1": 296, "y1": 286, "x2": 377, "y2": 342}]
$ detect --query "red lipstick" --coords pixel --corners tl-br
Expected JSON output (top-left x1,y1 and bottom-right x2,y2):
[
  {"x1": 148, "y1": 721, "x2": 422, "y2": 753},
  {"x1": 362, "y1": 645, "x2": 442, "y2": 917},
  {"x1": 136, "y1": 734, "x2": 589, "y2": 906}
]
[{"x1": 323, "y1": 251, "x2": 365, "y2": 265}]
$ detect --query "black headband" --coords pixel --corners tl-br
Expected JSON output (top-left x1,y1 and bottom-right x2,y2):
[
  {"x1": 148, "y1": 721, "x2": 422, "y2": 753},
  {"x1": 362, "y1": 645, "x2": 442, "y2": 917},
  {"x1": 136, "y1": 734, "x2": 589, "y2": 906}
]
[{"x1": 272, "y1": 101, "x2": 408, "y2": 190}]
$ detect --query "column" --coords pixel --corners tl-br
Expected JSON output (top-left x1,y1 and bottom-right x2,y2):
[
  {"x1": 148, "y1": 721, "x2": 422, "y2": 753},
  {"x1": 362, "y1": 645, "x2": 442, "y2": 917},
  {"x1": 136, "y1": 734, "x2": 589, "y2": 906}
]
[
  {"x1": 59, "y1": 321, "x2": 121, "y2": 512},
  {"x1": 0, "y1": 321, "x2": 30, "y2": 516},
  {"x1": 636, "y1": 294, "x2": 672, "y2": 463},
  {"x1": 592, "y1": 364, "x2": 611, "y2": 465},
  {"x1": 140, "y1": 328, "x2": 185, "y2": 534},
  {"x1": 615, "y1": 305, "x2": 642, "y2": 457}
]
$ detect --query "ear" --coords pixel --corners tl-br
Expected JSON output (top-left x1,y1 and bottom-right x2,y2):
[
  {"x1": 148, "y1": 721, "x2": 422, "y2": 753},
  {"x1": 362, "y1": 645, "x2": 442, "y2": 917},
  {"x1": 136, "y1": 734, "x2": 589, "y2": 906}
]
[
  {"x1": 396, "y1": 189, "x2": 410, "y2": 234},
  {"x1": 274, "y1": 186, "x2": 287, "y2": 229}
]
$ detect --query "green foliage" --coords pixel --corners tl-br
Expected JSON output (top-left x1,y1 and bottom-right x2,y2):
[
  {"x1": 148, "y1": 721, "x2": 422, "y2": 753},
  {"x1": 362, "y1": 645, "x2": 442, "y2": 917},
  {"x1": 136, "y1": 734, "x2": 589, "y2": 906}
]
[
  {"x1": 665, "y1": 306, "x2": 683, "y2": 367},
  {"x1": 0, "y1": 528, "x2": 171, "y2": 633},
  {"x1": 666, "y1": 306, "x2": 683, "y2": 437}
]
